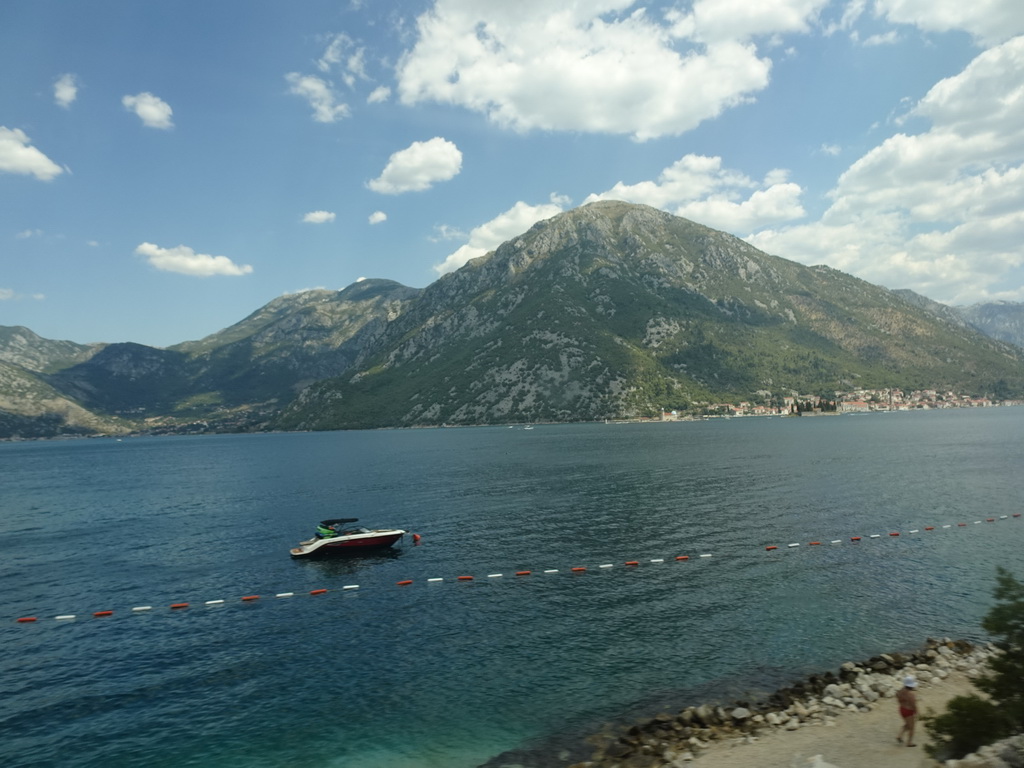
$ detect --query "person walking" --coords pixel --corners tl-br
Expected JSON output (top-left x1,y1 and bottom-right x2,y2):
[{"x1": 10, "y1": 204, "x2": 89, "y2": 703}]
[{"x1": 896, "y1": 675, "x2": 918, "y2": 747}]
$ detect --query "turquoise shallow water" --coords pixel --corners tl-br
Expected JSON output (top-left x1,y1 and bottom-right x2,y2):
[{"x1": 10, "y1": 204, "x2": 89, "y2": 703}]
[{"x1": 1, "y1": 408, "x2": 1022, "y2": 767}]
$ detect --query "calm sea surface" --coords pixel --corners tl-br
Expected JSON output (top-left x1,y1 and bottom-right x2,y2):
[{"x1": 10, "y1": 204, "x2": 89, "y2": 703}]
[{"x1": 2, "y1": 409, "x2": 1023, "y2": 767}]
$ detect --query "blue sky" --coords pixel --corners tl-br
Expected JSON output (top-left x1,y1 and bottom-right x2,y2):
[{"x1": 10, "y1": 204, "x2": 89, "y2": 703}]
[{"x1": 2, "y1": 1, "x2": 1023, "y2": 348}]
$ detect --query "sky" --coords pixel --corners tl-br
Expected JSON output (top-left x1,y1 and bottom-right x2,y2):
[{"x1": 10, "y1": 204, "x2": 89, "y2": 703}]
[{"x1": 2, "y1": 0, "x2": 1023, "y2": 348}]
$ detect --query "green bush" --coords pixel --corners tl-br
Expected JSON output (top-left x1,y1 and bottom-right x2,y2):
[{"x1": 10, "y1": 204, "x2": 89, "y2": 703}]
[{"x1": 925, "y1": 568, "x2": 1024, "y2": 759}]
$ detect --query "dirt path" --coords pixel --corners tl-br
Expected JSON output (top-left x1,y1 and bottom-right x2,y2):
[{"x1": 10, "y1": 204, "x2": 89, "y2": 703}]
[{"x1": 688, "y1": 671, "x2": 976, "y2": 768}]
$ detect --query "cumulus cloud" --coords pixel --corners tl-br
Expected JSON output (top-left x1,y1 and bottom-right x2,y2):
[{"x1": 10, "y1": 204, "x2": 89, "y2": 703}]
[
  {"x1": 0, "y1": 127, "x2": 63, "y2": 180},
  {"x1": 122, "y1": 92, "x2": 174, "y2": 129},
  {"x1": 368, "y1": 137, "x2": 462, "y2": 194},
  {"x1": 303, "y1": 210, "x2": 336, "y2": 223},
  {"x1": 434, "y1": 197, "x2": 567, "y2": 275},
  {"x1": 369, "y1": 211, "x2": 387, "y2": 224},
  {"x1": 0, "y1": 288, "x2": 13, "y2": 300},
  {"x1": 286, "y1": 73, "x2": 350, "y2": 123},
  {"x1": 396, "y1": 0, "x2": 830, "y2": 140},
  {"x1": 748, "y1": 35, "x2": 1024, "y2": 304},
  {"x1": 54, "y1": 74, "x2": 78, "y2": 108},
  {"x1": 586, "y1": 154, "x2": 806, "y2": 234},
  {"x1": 136, "y1": 242, "x2": 253, "y2": 277},
  {"x1": 874, "y1": 0, "x2": 1024, "y2": 46}
]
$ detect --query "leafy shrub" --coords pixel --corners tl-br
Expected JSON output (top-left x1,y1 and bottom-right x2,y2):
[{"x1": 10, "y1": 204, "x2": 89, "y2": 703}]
[{"x1": 925, "y1": 568, "x2": 1024, "y2": 759}]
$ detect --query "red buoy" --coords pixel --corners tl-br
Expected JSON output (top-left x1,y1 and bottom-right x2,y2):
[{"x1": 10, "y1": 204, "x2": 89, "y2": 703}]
[
  {"x1": 170, "y1": 603, "x2": 189, "y2": 610},
  {"x1": 16, "y1": 616, "x2": 37, "y2": 623},
  {"x1": 309, "y1": 588, "x2": 328, "y2": 595},
  {"x1": 765, "y1": 546, "x2": 778, "y2": 551},
  {"x1": 241, "y1": 595, "x2": 260, "y2": 601},
  {"x1": 675, "y1": 555, "x2": 689, "y2": 561},
  {"x1": 412, "y1": 533, "x2": 422, "y2": 544}
]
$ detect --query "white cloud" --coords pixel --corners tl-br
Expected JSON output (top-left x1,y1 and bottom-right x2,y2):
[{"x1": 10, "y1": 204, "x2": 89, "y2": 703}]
[
  {"x1": 862, "y1": 30, "x2": 901, "y2": 46},
  {"x1": 668, "y1": 0, "x2": 830, "y2": 45},
  {"x1": 316, "y1": 33, "x2": 369, "y2": 88},
  {"x1": 819, "y1": 143, "x2": 842, "y2": 156},
  {"x1": 586, "y1": 154, "x2": 806, "y2": 234},
  {"x1": 434, "y1": 198, "x2": 566, "y2": 275},
  {"x1": 16, "y1": 228, "x2": 44, "y2": 239},
  {"x1": 303, "y1": 210, "x2": 336, "y2": 223},
  {"x1": 396, "y1": 0, "x2": 829, "y2": 140},
  {"x1": 0, "y1": 288, "x2": 44, "y2": 301},
  {"x1": 286, "y1": 73, "x2": 350, "y2": 123},
  {"x1": 368, "y1": 137, "x2": 462, "y2": 194},
  {"x1": 874, "y1": 0, "x2": 1024, "y2": 46},
  {"x1": 136, "y1": 242, "x2": 253, "y2": 277},
  {"x1": 367, "y1": 85, "x2": 391, "y2": 104},
  {"x1": 369, "y1": 211, "x2": 387, "y2": 224},
  {"x1": 0, "y1": 127, "x2": 63, "y2": 180},
  {"x1": 54, "y1": 73, "x2": 78, "y2": 108},
  {"x1": 748, "y1": 35, "x2": 1024, "y2": 304},
  {"x1": 122, "y1": 92, "x2": 174, "y2": 129}
]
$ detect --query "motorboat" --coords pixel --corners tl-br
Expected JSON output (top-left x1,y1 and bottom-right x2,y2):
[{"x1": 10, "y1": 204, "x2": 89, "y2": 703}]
[{"x1": 290, "y1": 518, "x2": 407, "y2": 558}]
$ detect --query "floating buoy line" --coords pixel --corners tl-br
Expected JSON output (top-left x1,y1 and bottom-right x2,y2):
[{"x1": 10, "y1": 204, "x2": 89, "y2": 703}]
[{"x1": 12, "y1": 514, "x2": 1021, "y2": 625}]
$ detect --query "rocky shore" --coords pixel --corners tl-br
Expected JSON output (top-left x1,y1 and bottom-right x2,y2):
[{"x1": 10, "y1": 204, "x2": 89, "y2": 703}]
[{"x1": 570, "y1": 639, "x2": 1007, "y2": 768}]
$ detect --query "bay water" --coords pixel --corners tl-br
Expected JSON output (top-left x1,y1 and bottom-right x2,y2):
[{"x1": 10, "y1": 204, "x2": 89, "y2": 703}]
[{"x1": 2, "y1": 408, "x2": 1022, "y2": 767}]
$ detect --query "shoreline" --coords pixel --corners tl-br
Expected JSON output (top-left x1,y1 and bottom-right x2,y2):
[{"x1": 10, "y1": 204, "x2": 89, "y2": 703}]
[{"x1": 563, "y1": 639, "x2": 996, "y2": 768}]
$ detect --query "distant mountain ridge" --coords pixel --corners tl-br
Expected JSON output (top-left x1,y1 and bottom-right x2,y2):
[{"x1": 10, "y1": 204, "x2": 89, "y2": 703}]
[{"x1": 1, "y1": 202, "x2": 1022, "y2": 437}]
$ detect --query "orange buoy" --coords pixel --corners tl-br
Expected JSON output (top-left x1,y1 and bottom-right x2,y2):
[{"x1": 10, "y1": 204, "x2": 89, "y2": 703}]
[
  {"x1": 170, "y1": 603, "x2": 189, "y2": 610},
  {"x1": 765, "y1": 546, "x2": 778, "y2": 551},
  {"x1": 515, "y1": 570, "x2": 531, "y2": 576},
  {"x1": 625, "y1": 561, "x2": 639, "y2": 566},
  {"x1": 850, "y1": 536, "x2": 862, "y2": 541},
  {"x1": 571, "y1": 566, "x2": 587, "y2": 572},
  {"x1": 986, "y1": 518, "x2": 995, "y2": 522},
  {"x1": 412, "y1": 533, "x2": 422, "y2": 544},
  {"x1": 16, "y1": 616, "x2": 38, "y2": 623},
  {"x1": 93, "y1": 610, "x2": 113, "y2": 617},
  {"x1": 309, "y1": 588, "x2": 328, "y2": 595},
  {"x1": 809, "y1": 541, "x2": 822, "y2": 546},
  {"x1": 241, "y1": 595, "x2": 260, "y2": 601},
  {"x1": 457, "y1": 575, "x2": 474, "y2": 581},
  {"x1": 396, "y1": 580, "x2": 413, "y2": 586},
  {"x1": 925, "y1": 526, "x2": 935, "y2": 530},
  {"x1": 889, "y1": 532, "x2": 900, "y2": 537},
  {"x1": 675, "y1": 555, "x2": 689, "y2": 561},
  {"x1": 1014, "y1": 513, "x2": 1021, "y2": 518}
]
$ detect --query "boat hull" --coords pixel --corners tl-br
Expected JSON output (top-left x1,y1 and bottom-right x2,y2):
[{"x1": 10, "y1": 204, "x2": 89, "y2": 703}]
[{"x1": 290, "y1": 529, "x2": 406, "y2": 558}]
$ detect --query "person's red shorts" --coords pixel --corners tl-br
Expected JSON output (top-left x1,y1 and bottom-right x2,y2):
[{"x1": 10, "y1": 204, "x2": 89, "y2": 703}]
[{"x1": 900, "y1": 707, "x2": 916, "y2": 719}]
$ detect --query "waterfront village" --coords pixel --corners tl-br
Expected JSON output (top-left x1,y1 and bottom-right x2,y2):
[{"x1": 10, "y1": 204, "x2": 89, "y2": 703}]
[{"x1": 662, "y1": 388, "x2": 1024, "y2": 420}]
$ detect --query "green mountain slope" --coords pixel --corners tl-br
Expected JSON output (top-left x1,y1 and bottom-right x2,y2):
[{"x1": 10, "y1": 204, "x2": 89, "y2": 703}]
[{"x1": 278, "y1": 202, "x2": 1024, "y2": 430}]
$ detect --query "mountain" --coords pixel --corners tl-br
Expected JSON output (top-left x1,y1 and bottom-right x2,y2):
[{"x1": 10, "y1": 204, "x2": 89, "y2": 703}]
[
  {"x1": 956, "y1": 301, "x2": 1024, "y2": 350},
  {"x1": 0, "y1": 325, "x2": 104, "y2": 372},
  {"x1": 0, "y1": 280, "x2": 419, "y2": 437},
  {"x1": 2, "y1": 202, "x2": 1022, "y2": 438},
  {"x1": 278, "y1": 201, "x2": 1024, "y2": 430}
]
